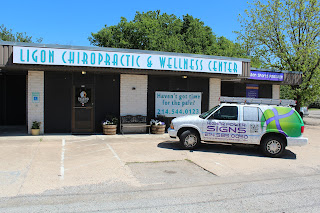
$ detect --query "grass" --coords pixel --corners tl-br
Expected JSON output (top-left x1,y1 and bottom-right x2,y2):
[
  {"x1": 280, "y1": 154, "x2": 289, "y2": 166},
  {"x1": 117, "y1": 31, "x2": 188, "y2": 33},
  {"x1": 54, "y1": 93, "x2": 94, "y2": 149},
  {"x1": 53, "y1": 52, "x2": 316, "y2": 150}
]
[{"x1": 308, "y1": 108, "x2": 320, "y2": 111}]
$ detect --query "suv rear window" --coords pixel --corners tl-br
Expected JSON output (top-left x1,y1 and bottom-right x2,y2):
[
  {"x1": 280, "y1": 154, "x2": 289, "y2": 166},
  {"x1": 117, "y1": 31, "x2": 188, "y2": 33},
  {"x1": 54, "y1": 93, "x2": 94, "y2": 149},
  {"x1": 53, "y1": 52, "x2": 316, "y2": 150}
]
[{"x1": 243, "y1": 106, "x2": 264, "y2": 121}]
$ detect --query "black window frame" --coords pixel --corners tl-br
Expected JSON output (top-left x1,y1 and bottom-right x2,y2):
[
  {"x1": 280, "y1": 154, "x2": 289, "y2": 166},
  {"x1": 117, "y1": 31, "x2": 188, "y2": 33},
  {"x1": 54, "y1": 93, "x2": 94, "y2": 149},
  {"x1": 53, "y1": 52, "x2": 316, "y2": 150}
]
[{"x1": 209, "y1": 106, "x2": 238, "y2": 121}]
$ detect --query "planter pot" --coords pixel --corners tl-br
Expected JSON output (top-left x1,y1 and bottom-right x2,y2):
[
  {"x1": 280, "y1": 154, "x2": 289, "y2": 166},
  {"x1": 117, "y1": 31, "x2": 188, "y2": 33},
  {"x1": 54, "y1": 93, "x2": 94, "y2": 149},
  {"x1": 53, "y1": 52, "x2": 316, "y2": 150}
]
[
  {"x1": 151, "y1": 125, "x2": 166, "y2": 134},
  {"x1": 102, "y1": 125, "x2": 117, "y2": 135},
  {"x1": 31, "y1": 129, "x2": 40, "y2": 136}
]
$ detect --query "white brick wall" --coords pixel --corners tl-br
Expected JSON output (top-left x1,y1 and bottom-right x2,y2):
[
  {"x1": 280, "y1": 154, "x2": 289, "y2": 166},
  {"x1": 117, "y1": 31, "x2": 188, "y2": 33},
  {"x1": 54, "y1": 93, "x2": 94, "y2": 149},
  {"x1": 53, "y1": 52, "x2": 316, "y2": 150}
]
[
  {"x1": 209, "y1": 78, "x2": 221, "y2": 109},
  {"x1": 120, "y1": 74, "x2": 148, "y2": 116},
  {"x1": 272, "y1": 85, "x2": 280, "y2": 99},
  {"x1": 27, "y1": 71, "x2": 44, "y2": 134}
]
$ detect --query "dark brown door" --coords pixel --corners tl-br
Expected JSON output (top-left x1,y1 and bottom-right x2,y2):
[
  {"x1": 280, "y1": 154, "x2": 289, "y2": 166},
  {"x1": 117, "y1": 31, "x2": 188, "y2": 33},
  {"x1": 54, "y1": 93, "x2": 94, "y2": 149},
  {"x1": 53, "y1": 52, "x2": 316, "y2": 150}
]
[{"x1": 72, "y1": 84, "x2": 94, "y2": 133}]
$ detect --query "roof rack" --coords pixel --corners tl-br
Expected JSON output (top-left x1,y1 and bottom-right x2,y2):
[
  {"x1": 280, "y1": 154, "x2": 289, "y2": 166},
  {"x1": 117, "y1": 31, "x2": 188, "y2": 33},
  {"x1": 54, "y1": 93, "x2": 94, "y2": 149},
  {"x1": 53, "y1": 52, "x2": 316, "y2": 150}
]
[{"x1": 219, "y1": 96, "x2": 296, "y2": 106}]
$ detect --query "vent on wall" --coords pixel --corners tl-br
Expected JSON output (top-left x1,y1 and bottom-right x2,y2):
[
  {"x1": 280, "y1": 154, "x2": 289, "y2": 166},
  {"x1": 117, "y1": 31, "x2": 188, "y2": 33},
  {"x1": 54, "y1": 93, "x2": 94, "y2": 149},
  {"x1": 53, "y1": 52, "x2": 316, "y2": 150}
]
[
  {"x1": 241, "y1": 61, "x2": 251, "y2": 78},
  {"x1": 0, "y1": 45, "x2": 13, "y2": 66}
]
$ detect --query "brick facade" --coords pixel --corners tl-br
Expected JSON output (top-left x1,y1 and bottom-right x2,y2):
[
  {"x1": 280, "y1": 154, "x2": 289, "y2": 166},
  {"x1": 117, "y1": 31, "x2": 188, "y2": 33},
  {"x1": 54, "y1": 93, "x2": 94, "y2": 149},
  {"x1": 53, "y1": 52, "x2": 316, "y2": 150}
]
[
  {"x1": 272, "y1": 85, "x2": 280, "y2": 99},
  {"x1": 120, "y1": 74, "x2": 148, "y2": 116},
  {"x1": 27, "y1": 71, "x2": 44, "y2": 134},
  {"x1": 209, "y1": 78, "x2": 221, "y2": 109}
]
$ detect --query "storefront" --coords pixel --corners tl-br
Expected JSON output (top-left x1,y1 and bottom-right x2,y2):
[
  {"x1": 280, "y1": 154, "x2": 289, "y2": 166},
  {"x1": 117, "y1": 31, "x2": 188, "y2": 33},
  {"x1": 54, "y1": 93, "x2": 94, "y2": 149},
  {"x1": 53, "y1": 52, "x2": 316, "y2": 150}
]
[{"x1": 0, "y1": 41, "x2": 302, "y2": 134}]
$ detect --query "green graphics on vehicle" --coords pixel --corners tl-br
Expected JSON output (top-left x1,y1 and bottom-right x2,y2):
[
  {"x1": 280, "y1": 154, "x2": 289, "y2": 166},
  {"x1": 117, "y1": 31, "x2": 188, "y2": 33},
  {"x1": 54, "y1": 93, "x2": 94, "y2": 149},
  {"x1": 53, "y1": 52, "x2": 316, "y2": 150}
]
[{"x1": 261, "y1": 107, "x2": 303, "y2": 137}]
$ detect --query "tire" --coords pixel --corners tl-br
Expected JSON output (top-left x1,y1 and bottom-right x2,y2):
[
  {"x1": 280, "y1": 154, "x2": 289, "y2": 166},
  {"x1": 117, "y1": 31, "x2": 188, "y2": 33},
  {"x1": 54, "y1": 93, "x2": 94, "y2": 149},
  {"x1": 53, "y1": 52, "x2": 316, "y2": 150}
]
[
  {"x1": 260, "y1": 135, "x2": 285, "y2": 157},
  {"x1": 179, "y1": 130, "x2": 201, "y2": 150}
]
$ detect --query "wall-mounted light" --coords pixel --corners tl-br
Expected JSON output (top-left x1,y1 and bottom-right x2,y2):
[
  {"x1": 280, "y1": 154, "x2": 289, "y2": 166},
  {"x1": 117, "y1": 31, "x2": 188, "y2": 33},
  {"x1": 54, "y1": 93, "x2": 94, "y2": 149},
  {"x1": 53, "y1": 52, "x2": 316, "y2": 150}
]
[
  {"x1": 82, "y1": 71, "x2": 86, "y2": 75},
  {"x1": 182, "y1": 75, "x2": 188, "y2": 79}
]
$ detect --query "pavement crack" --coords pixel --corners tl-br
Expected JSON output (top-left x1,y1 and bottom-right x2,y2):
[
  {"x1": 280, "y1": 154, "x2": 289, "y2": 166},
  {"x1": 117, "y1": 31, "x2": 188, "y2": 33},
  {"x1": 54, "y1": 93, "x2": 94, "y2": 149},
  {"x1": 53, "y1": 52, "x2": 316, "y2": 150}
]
[
  {"x1": 184, "y1": 159, "x2": 218, "y2": 176},
  {"x1": 16, "y1": 139, "x2": 42, "y2": 195}
]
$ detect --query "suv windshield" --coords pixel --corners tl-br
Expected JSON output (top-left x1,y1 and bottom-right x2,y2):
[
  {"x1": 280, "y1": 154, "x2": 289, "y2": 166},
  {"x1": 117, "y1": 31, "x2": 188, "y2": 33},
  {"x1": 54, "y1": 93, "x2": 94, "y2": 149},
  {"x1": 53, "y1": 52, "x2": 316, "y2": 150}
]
[{"x1": 199, "y1": 105, "x2": 220, "y2": 119}]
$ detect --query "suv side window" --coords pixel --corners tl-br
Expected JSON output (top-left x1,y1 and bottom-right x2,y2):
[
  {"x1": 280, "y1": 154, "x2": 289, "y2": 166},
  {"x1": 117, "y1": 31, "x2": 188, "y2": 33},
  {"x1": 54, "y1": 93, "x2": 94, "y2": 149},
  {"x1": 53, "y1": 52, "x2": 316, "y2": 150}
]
[
  {"x1": 209, "y1": 106, "x2": 238, "y2": 120},
  {"x1": 243, "y1": 106, "x2": 264, "y2": 121}
]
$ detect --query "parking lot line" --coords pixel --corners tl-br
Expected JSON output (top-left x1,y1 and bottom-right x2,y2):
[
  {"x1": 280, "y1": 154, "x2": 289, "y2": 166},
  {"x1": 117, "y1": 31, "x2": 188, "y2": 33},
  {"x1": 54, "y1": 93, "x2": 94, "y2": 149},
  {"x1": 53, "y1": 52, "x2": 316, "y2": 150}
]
[
  {"x1": 60, "y1": 139, "x2": 65, "y2": 180},
  {"x1": 106, "y1": 143, "x2": 142, "y2": 187},
  {"x1": 106, "y1": 143, "x2": 123, "y2": 166}
]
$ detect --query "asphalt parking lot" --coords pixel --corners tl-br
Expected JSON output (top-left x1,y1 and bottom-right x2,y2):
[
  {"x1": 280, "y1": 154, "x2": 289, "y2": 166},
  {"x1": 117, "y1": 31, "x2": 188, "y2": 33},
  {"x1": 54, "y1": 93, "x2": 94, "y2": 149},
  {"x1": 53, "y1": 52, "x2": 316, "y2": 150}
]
[{"x1": 0, "y1": 116, "x2": 319, "y2": 199}]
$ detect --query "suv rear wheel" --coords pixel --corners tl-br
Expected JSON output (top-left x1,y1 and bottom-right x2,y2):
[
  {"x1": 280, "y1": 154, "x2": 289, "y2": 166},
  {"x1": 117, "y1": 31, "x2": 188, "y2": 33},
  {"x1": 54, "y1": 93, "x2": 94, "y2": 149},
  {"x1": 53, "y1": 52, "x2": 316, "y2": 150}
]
[
  {"x1": 260, "y1": 135, "x2": 285, "y2": 157},
  {"x1": 179, "y1": 130, "x2": 200, "y2": 150}
]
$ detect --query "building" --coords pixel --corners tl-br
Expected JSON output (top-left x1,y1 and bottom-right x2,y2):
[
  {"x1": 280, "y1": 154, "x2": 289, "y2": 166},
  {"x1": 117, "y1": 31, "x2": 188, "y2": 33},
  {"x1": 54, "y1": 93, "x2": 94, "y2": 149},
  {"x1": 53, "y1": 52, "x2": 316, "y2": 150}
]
[{"x1": 0, "y1": 41, "x2": 302, "y2": 134}]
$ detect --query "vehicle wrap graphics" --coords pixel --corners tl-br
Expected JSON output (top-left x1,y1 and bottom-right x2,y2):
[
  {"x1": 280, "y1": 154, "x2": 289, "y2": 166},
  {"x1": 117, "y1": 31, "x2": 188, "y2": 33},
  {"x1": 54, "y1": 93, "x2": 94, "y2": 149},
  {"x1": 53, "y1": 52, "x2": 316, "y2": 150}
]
[
  {"x1": 261, "y1": 107, "x2": 302, "y2": 137},
  {"x1": 204, "y1": 121, "x2": 249, "y2": 142}
]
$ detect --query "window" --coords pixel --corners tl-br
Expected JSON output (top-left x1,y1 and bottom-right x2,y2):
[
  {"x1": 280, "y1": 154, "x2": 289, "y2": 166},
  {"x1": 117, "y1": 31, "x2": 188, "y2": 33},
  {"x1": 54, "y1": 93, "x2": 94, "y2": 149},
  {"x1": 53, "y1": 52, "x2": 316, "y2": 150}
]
[
  {"x1": 243, "y1": 107, "x2": 264, "y2": 121},
  {"x1": 210, "y1": 106, "x2": 238, "y2": 120},
  {"x1": 199, "y1": 105, "x2": 220, "y2": 119}
]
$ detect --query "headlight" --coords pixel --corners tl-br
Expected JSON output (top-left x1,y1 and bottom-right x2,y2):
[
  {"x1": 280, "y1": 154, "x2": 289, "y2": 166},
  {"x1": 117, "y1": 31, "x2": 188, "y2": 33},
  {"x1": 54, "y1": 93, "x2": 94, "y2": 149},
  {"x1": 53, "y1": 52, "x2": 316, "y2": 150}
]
[{"x1": 170, "y1": 122, "x2": 174, "y2": 129}]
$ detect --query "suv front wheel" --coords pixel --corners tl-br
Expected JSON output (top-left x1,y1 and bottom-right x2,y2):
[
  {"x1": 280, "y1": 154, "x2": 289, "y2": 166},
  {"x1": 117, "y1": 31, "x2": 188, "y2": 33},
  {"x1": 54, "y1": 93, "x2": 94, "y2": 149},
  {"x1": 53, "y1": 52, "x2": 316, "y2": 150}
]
[
  {"x1": 179, "y1": 130, "x2": 200, "y2": 150},
  {"x1": 260, "y1": 135, "x2": 285, "y2": 157}
]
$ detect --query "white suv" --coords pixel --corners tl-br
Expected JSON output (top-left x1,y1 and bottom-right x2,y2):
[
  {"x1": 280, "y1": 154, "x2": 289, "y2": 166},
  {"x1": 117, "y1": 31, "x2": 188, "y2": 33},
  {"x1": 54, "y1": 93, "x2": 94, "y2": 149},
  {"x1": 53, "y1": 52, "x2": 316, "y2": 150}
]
[{"x1": 168, "y1": 102, "x2": 308, "y2": 157}]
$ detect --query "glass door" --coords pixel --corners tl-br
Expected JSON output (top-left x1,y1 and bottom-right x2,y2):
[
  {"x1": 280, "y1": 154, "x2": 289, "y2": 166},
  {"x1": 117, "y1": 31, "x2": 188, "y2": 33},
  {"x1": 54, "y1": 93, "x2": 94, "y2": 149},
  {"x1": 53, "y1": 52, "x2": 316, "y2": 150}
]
[{"x1": 72, "y1": 84, "x2": 94, "y2": 133}]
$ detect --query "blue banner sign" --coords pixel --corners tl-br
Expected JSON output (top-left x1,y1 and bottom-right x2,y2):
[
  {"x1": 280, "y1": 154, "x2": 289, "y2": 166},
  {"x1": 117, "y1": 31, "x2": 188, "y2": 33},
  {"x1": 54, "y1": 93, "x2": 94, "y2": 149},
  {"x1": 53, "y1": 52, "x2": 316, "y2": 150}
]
[{"x1": 250, "y1": 71, "x2": 284, "y2": 81}]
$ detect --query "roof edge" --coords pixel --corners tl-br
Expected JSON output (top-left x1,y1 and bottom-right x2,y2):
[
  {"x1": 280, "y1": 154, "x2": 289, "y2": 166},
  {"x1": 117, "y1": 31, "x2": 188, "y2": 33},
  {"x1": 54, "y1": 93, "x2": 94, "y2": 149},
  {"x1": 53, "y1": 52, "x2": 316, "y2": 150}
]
[
  {"x1": 251, "y1": 67, "x2": 302, "y2": 74},
  {"x1": 0, "y1": 41, "x2": 251, "y2": 62}
]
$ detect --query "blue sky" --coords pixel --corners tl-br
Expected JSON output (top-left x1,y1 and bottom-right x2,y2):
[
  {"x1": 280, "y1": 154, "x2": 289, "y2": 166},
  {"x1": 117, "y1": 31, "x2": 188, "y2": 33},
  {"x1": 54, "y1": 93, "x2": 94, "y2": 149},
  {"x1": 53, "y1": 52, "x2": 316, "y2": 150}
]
[{"x1": 1, "y1": 0, "x2": 252, "y2": 47}]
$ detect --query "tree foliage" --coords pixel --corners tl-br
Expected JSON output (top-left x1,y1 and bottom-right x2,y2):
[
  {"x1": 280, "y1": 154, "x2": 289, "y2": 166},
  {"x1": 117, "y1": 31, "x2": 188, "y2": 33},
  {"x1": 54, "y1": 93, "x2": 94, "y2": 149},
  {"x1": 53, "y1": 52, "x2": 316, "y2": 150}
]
[
  {"x1": 280, "y1": 84, "x2": 295, "y2": 99},
  {"x1": 0, "y1": 24, "x2": 42, "y2": 43},
  {"x1": 89, "y1": 11, "x2": 251, "y2": 60},
  {"x1": 237, "y1": 0, "x2": 320, "y2": 108}
]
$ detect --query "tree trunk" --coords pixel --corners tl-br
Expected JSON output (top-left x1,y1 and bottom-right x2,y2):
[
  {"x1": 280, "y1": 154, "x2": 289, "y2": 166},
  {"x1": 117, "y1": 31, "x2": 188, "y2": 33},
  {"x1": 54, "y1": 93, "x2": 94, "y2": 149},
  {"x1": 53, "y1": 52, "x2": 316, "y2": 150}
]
[{"x1": 295, "y1": 94, "x2": 301, "y2": 112}]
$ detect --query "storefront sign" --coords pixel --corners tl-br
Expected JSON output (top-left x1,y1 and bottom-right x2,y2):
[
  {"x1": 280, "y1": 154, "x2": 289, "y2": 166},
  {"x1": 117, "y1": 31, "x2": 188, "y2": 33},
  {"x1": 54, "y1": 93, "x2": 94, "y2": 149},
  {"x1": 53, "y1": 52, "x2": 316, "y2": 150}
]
[
  {"x1": 13, "y1": 46, "x2": 242, "y2": 75},
  {"x1": 32, "y1": 92, "x2": 40, "y2": 103},
  {"x1": 249, "y1": 71, "x2": 284, "y2": 81},
  {"x1": 246, "y1": 84, "x2": 259, "y2": 98},
  {"x1": 155, "y1": 92, "x2": 202, "y2": 117}
]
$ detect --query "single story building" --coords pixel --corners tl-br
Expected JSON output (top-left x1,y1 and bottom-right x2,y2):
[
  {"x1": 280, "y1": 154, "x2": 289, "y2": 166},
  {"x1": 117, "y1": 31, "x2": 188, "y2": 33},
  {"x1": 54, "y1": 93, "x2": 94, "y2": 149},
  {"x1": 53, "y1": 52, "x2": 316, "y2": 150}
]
[{"x1": 0, "y1": 41, "x2": 302, "y2": 134}]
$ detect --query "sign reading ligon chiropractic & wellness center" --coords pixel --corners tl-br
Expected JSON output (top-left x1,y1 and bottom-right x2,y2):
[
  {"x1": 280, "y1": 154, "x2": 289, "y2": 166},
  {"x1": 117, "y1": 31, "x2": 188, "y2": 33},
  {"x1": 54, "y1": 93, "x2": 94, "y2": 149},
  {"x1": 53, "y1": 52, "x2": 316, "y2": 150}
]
[
  {"x1": 155, "y1": 92, "x2": 202, "y2": 117},
  {"x1": 13, "y1": 46, "x2": 243, "y2": 74}
]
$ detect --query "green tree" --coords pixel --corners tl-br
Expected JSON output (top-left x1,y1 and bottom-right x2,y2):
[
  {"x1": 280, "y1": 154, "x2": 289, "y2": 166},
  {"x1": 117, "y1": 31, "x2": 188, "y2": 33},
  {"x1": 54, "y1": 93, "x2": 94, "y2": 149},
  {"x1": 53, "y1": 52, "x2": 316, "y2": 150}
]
[
  {"x1": 280, "y1": 85, "x2": 295, "y2": 100},
  {"x1": 237, "y1": 0, "x2": 320, "y2": 109},
  {"x1": 0, "y1": 24, "x2": 42, "y2": 43},
  {"x1": 89, "y1": 10, "x2": 249, "y2": 59}
]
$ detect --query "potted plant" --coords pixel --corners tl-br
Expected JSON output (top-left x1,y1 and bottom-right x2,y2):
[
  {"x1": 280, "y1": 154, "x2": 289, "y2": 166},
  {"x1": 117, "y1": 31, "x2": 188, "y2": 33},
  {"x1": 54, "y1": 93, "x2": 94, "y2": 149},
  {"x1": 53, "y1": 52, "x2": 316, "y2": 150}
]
[
  {"x1": 150, "y1": 116, "x2": 166, "y2": 134},
  {"x1": 102, "y1": 116, "x2": 118, "y2": 135},
  {"x1": 31, "y1": 121, "x2": 41, "y2": 136}
]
